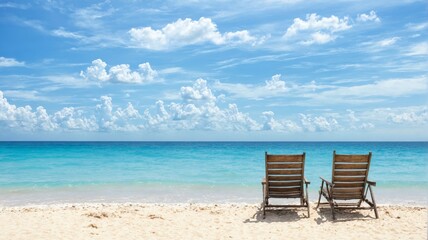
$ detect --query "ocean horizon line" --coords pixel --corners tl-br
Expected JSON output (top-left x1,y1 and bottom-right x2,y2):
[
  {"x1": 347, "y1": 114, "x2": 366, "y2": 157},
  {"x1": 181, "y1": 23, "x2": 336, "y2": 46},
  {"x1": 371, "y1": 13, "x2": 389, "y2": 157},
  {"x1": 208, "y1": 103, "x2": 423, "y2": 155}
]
[{"x1": 1, "y1": 140, "x2": 427, "y2": 143}]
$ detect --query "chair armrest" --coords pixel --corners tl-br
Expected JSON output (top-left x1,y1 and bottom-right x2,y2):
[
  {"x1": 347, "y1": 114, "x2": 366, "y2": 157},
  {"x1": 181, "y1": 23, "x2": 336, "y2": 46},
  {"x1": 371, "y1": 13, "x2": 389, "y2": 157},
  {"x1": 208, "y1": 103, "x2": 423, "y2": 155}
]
[
  {"x1": 367, "y1": 180, "x2": 376, "y2": 186},
  {"x1": 320, "y1": 177, "x2": 333, "y2": 187},
  {"x1": 304, "y1": 177, "x2": 310, "y2": 184},
  {"x1": 261, "y1": 177, "x2": 266, "y2": 185}
]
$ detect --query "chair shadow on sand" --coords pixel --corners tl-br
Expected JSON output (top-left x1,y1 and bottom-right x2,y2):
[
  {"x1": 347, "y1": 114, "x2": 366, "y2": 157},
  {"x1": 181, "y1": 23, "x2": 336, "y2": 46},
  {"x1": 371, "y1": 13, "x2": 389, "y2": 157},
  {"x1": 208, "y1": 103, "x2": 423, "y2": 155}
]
[
  {"x1": 315, "y1": 207, "x2": 378, "y2": 224},
  {"x1": 244, "y1": 205, "x2": 378, "y2": 224},
  {"x1": 243, "y1": 205, "x2": 308, "y2": 223}
]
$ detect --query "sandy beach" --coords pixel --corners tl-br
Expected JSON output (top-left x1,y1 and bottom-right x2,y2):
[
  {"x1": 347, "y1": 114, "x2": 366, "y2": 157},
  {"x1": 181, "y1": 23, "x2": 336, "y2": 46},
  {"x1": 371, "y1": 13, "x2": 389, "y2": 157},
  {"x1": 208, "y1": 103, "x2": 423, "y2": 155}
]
[{"x1": 0, "y1": 203, "x2": 426, "y2": 240}]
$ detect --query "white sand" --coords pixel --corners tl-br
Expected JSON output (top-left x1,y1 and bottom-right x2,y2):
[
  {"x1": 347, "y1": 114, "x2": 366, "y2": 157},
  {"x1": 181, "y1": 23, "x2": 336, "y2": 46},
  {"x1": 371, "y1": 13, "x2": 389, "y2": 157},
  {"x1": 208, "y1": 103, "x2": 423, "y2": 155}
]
[{"x1": 0, "y1": 203, "x2": 426, "y2": 240}]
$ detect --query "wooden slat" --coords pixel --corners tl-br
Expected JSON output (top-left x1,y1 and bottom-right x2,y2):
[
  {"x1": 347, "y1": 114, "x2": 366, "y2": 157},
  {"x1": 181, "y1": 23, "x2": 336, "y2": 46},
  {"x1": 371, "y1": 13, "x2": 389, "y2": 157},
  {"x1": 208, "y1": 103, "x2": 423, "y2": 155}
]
[
  {"x1": 269, "y1": 187, "x2": 301, "y2": 192},
  {"x1": 269, "y1": 190, "x2": 301, "y2": 195},
  {"x1": 267, "y1": 155, "x2": 304, "y2": 162},
  {"x1": 335, "y1": 155, "x2": 369, "y2": 163},
  {"x1": 268, "y1": 169, "x2": 302, "y2": 175},
  {"x1": 333, "y1": 176, "x2": 366, "y2": 182},
  {"x1": 269, "y1": 193, "x2": 301, "y2": 198},
  {"x1": 333, "y1": 182, "x2": 364, "y2": 188},
  {"x1": 332, "y1": 194, "x2": 362, "y2": 200},
  {"x1": 333, "y1": 187, "x2": 363, "y2": 194},
  {"x1": 268, "y1": 175, "x2": 303, "y2": 181},
  {"x1": 333, "y1": 191, "x2": 363, "y2": 195},
  {"x1": 267, "y1": 163, "x2": 302, "y2": 169},
  {"x1": 334, "y1": 163, "x2": 368, "y2": 169},
  {"x1": 334, "y1": 170, "x2": 366, "y2": 176},
  {"x1": 268, "y1": 181, "x2": 302, "y2": 187},
  {"x1": 332, "y1": 203, "x2": 360, "y2": 206}
]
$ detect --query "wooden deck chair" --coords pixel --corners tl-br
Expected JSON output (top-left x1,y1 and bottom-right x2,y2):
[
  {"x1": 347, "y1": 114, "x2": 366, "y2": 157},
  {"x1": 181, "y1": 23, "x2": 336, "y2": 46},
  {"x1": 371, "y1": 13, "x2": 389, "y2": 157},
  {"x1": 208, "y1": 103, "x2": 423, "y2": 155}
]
[
  {"x1": 316, "y1": 151, "x2": 378, "y2": 220},
  {"x1": 262, "y1": 152, "x2": 310, "y2": 218}
]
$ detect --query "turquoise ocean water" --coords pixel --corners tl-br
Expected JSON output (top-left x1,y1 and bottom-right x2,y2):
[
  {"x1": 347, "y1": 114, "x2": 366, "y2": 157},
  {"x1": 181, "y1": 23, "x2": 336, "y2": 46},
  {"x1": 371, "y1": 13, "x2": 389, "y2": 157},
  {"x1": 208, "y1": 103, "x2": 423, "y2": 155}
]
[{"x1": 0, "y1": 142, "x2": 427, "y2": 206}]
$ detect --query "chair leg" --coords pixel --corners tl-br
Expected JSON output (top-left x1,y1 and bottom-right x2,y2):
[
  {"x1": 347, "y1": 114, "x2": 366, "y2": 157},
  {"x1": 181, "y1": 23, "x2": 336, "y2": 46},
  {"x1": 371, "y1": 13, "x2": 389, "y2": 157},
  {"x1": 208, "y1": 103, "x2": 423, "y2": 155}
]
[
  {"x1": 373, "y1": 206, "x2": 379, "y2": 219},
  {"x1": 305, "y1": 185, "x2": 310, "y2": 218},
  {"x1": 316, "y1": 181, "x2": 324, "y2": 208},
  {"x1": 316, "y1": 190, "x2": 322, "y2": 208},
  {"x1": 262, "y1": 183, "x2": 266, "y2": 219},
  {"x1": 368, "y1": 185, "x2": 379, "y2": 219},
  {"x1": 263, "y1": 197, "x2": 267, "y2": 219},
  {"x1": 330, "y1": 201, "x2": 336, "y2": 220},
  {"x1": 357, "y1": 199, "x2": 363, "y2": 207}
]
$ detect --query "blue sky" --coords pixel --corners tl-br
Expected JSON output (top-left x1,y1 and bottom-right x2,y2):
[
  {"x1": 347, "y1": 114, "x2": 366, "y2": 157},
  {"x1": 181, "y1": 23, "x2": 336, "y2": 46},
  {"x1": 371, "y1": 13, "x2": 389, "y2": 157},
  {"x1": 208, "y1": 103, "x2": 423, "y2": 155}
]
[{"x1": 0, "y1": 0, "x2": 427, "y2": 141}]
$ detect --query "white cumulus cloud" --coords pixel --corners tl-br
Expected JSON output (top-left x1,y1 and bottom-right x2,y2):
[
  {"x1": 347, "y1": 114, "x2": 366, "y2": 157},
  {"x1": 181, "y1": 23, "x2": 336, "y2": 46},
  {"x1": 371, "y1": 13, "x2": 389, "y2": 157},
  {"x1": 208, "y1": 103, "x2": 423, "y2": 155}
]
[
  {"x1": 53, "y1": 107, "x2": 98, "y2": 131},
  {"x1": 262, "y1": 111, "x2": 301, "y2": 132},
  {"x1": 386, "y1": 108, "x2": 428, "y2": 124},
  {"x1": 80, "y1": 59, "x2": 111, "y2": 82},
  {"x1": 96, "y1": 95, "x2": 143, "y2": 131},
  {"x1": 80, "y1": 59, "x2": 158, "y2": 84},
  {"x1": 357, "y1": 10, "x2": 380, "y2": 23},
  {"x1": 346, "y1": 109, "x2": 375, "y2": 130},
  {"x1": 180, "y1": 78, "x2": 217, "y2": 102},
  {"x1": 109, "y1": 63, "x2": 157, "y2": 84},
  {"x1": 144, "y1": 79, "x2": 261, "y2": 131},
  {"x1": 284, "y1": 13, "x2": 351, "y2": 45},
  {"x1": 302, "y1": 31, "x2": 336, "y2": 45},
  {"x1": 299, "y1": 114, "x2": 340, "y2": 132},
  {"x1": 265, "y1": 74, "x2": 287, "y2": 91},
  {"x1": 129, "y1": 17, "x2": 261, "y2": 50},
  {"x1": 0, "y1": 91, "x2": 56, "y2": 131},
  {"x1": 2, "y1": 87, "x2": 425, "y2": 136},
  {"x1": 0, "y1": 90, "x2": 145, "y2": 132}
]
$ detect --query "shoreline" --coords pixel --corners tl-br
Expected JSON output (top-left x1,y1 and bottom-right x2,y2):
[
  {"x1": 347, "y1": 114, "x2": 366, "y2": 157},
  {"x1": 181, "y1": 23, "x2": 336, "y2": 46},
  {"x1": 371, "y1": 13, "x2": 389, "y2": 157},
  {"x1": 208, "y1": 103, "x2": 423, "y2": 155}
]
[
  {"x1": 1, "y1": 184, "x2": 426, "y2": 207},
  {"x1": 1, "y1": 202, "x2": 426, "y2": 239},
  {"x1": 2, "y1": 202, "x2": 427, "y2": 210},
  {"x1": 1, "y1": 200, "x2": 427, "y2": 209}
]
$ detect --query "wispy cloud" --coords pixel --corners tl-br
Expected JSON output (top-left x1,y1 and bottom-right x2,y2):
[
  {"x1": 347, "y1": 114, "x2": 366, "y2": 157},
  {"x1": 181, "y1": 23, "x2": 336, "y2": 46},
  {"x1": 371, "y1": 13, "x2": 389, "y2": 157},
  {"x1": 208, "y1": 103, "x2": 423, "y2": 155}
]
[
  {"x1": 12, "y1": 17, "x2": 86, "y2": 41},
  {"x1": 2, "y1": 90, "x2": 51, "y2": 102},
  {"x1": 214, "y1": 53, "x2": 298, "y2": 70},
  {"x1": 359, "y1": 37, "x2": 400, "y2": 53},
  {"x1": 42, "y1": 75, "x2": 95, "y2": 88},
  {"x1": 9, "y1": 5, "x2": 123, "y2": 49},
  {"x1": 51, "y1": 27, "x2": 84, "y2": 39},
  {"x1": 304, "y1": 76, "x2": 428, "y2": 104},
  {"x1": 0, "y1": 2, "x2": 30, "y2": 9},
  {"x1": 406, "y1": 22, "x2": 428, "y2": 31},
  {"x1": 214, "y1": 74, "x2": 289, "y2": 100},
  {"x1": 17, "y1": 18, "x2": 47, "y2": 32},
  {"x1": 0, "y1": 57, "x2": 25, "y2": 67},
  {"x1": 374, "y1": 37, "x2": 400, "y2": 47},
  {"x1": 72, "y1": 3, "x2": 116, "y2": 30},
  {"x1": 158, "y1": 67, "x2": 184, "y2": 75},
  {"x1": 406, "y1": 42, "x2": 428, "y2": 56}
]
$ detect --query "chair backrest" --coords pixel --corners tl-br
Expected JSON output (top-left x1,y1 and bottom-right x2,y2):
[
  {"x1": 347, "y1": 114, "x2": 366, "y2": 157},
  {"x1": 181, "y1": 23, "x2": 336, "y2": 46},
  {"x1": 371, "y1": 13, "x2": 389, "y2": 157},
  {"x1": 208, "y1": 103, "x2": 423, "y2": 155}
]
[
  {"x1": 331, "y1": 151, "x2": 372, "y2": 200},
  {"x1": 265, "y1": 152, "x2": 305, "y2": 198}
]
